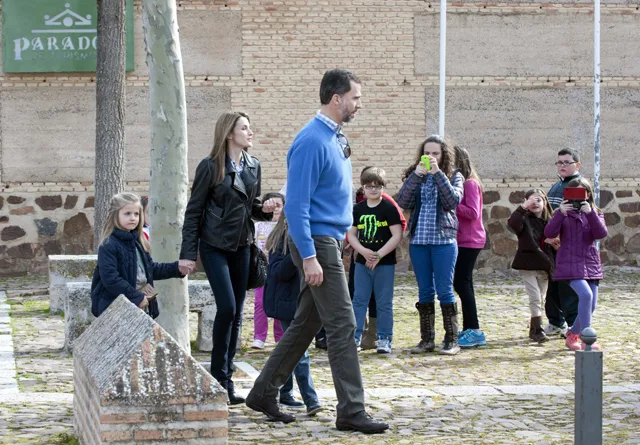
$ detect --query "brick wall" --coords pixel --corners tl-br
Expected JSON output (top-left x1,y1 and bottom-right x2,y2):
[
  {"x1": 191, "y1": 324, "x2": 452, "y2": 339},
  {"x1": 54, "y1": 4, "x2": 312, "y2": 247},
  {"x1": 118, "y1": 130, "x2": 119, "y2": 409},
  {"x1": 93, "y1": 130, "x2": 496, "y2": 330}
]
[{"x1": 1, "y1": 0, "x2": 639, "y2": 275}]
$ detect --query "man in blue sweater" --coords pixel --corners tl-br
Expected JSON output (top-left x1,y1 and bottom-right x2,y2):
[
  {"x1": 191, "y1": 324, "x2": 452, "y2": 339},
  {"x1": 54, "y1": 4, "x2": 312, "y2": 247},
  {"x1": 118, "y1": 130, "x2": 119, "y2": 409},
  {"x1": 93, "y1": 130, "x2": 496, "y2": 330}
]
[{"x1": 246, "y1": 69, "x2": 389, "y2": 434}]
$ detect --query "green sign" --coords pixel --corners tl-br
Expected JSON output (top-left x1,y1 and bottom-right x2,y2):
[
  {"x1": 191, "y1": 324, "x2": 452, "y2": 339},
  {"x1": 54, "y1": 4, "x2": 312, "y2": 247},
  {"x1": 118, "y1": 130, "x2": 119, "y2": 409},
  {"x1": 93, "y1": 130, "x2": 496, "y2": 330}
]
[{"x1": 2, "y1": 0, "x2": 135, "y2": 73}]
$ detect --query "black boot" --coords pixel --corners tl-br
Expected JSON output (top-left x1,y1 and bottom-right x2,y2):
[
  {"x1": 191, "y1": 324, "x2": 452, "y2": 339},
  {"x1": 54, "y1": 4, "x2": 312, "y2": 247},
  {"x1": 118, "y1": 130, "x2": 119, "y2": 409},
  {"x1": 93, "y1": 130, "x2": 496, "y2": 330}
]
[
  {"x1": 225, "y1": 380, "x2": 245, "y2": 405},
  {"x1": 439, "y1": 303, "x2": 460, "y2": 355},
  {"x1": 530, "y1": 316, "x2": 549, "y2": 343},
  {"x1": 411, "y1": 302, "x2": 435, "y2": 353}
]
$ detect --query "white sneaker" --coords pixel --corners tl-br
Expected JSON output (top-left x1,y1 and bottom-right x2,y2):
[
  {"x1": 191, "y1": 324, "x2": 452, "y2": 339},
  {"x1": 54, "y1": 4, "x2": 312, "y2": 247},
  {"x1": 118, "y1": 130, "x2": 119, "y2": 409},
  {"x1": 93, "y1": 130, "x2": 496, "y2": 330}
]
[
  {"x1": 544, "y1": 323, "x2": 568, "y2": 338},
  {"x1": 251, "y1": 339, "x2": 265, "y2": 349},
  {"x1": 376, "y1": 339, "x2": 392, "y2": 354}
]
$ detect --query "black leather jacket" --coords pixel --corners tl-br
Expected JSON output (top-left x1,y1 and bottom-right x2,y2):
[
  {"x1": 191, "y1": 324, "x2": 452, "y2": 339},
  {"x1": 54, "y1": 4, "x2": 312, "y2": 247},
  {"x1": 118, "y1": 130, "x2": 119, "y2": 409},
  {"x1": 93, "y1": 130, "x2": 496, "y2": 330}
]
[{"x1": 180, "y1": 152, "x2": 272, "y2": 259}]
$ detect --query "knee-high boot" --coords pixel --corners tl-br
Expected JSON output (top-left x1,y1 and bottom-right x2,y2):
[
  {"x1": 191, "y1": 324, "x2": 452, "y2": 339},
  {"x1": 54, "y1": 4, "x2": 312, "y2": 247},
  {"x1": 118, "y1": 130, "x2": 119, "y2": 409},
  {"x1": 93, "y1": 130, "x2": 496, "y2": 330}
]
[{"x1": 411, "y1": 302, "x2": 435, "y2": 353}]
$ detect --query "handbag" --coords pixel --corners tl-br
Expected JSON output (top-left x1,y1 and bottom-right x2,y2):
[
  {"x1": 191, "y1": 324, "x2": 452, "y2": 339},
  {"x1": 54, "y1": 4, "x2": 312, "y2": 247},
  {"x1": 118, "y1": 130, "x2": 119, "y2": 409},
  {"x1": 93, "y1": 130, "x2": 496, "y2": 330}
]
[
  {"x1": 248, "y1": 242, "x2": 268, "y2": 289},
  {"x1": 247, "y1": 221, "x2": 268, "y2": 289}
]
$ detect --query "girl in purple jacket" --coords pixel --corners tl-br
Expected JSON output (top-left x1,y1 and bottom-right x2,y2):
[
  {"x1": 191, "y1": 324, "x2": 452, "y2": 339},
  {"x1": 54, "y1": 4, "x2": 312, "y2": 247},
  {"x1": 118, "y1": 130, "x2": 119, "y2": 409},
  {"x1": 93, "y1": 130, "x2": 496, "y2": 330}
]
[{"x1": 544, "y1": 178, "x2": 608, "y2": 351}]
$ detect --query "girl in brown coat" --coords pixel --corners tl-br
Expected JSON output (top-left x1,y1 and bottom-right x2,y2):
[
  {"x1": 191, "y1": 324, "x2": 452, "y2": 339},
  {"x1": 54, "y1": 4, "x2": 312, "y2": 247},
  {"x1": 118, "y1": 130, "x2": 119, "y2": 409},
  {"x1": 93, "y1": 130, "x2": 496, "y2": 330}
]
[{"x1": 507, "y1": 189, "x2": 556, "y2": 343}]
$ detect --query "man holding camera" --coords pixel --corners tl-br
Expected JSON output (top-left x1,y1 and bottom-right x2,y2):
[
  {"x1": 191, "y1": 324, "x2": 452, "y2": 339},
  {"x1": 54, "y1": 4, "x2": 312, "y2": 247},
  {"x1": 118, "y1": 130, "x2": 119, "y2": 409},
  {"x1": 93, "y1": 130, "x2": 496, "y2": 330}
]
[{"x1": 545, "y1": 148, "x2": 582, "y2": 337}]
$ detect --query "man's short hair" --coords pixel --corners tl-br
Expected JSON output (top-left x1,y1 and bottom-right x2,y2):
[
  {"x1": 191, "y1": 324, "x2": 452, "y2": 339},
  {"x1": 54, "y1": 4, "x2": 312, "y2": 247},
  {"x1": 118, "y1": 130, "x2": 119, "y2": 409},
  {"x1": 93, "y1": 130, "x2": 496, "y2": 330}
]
[
  {"x1": 360, "y1": 167, "x2": 386, "y2": 187},
  {"x1": 557, "y1": 148, "x2": 580, "y2": 163},
  {"x1": 319, "y1": 69, "x2": 361, "y2": 105}
]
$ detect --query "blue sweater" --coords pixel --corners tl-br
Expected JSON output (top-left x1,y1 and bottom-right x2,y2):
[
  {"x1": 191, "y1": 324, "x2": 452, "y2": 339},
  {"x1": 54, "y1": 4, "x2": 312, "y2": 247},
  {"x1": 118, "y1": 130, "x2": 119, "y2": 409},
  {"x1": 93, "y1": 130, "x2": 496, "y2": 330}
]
[{"x1": 285, "y1": 117, "x2": 352, "y2": 258}]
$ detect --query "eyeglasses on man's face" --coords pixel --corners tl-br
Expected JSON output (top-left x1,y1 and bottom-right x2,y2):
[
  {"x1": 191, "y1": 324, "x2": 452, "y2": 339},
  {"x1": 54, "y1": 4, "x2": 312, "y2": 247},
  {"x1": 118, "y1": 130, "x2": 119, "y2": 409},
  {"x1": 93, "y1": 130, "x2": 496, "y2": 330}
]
[
  {"x1": 364, "y1": 185, "x2": 383, "y2": 191},
  {"x1": 337, "y1": 133, "x2": 351, "y2": 159},
  {"x1": 555, "y1": 161, "x2": 577, "y2": 167}
]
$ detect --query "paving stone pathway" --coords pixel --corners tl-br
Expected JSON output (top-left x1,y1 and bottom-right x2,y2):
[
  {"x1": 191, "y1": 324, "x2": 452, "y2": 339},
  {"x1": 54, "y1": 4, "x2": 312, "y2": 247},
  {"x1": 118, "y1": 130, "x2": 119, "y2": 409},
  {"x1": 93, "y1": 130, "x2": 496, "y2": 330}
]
[
  {"x1": 0, "y1": 271, "x2": 639, "y2": 444},
  {"x1": 0, "y1": 291, "x2": 18, "y2": 396}
]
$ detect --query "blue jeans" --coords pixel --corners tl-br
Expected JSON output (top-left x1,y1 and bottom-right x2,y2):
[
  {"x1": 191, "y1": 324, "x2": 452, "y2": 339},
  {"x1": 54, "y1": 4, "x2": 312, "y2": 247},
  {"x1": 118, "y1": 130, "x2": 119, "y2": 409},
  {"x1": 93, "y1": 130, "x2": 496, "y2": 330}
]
[
  {"x1": 409, "y1": 243, "x2": 458, "y2": 304},
  {"x1": 279, "y1": 320, "x2": 320, "y2": 407},
  {"x1": 352, "y1": 263, "x2": 395, "y2": 342}
]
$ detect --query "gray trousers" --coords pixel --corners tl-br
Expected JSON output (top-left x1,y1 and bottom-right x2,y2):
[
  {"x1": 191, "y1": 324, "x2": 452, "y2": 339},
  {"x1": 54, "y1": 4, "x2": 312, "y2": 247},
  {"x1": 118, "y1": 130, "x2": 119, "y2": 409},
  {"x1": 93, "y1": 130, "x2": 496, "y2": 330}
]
[{"x1": 249, "y1": 236, "x2": 365, "y2": 417}]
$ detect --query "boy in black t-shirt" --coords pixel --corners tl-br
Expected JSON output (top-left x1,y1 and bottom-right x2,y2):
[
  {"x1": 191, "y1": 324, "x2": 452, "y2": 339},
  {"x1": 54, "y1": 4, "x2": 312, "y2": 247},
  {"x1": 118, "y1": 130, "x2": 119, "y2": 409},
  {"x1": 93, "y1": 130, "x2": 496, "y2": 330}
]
[{"x1": 347, "y1": 167, "x2": 403, "y2": 353}]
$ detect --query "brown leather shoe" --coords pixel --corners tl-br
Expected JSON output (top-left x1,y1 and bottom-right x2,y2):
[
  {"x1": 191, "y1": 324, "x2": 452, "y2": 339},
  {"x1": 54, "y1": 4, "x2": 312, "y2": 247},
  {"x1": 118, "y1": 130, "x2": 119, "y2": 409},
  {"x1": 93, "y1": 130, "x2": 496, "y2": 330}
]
[
  {"x1": 336, "y1": 411, "x2": 389, "y2": 434},
  {"x1": 246, "y1": 392, "x2": 296, "y2": 424}
]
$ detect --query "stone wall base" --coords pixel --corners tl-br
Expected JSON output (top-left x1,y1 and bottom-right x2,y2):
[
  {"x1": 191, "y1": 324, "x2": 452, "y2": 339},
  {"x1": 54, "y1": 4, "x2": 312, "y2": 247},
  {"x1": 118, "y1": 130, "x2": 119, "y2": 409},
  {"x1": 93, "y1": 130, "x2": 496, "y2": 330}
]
[{"x1": 1, "y1": 182, "x2": 639, "y2": 277}]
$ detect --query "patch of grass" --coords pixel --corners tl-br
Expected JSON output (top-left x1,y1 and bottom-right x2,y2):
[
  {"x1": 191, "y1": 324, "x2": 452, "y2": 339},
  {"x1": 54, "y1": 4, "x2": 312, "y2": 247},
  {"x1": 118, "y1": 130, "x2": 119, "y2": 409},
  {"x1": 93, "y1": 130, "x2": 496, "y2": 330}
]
[
  {"x1": 21, "y1": 299, "x2": 50, "y2": 314},
  {"x1": 48, "y1": 432, "x2": 79, "y2": 445}
]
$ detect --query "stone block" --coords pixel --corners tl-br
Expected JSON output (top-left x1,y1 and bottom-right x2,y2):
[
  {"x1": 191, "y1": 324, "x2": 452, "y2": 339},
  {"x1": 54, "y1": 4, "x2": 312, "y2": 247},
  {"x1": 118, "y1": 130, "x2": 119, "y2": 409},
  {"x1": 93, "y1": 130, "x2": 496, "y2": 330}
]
[
  {"x1": 1, "y1": 226, "x2": 26, "y2": 241},
  {"x1": 7, "y1": 243, "x2": 35, "y2": 259},
  {"x1": 64, "y1": 282, "x2": 96, "y2": 353},
  {"x1": 9, "y1": 206, "x2": 34, "y2": 215},
  {"x1": 620, "y1": 202, "x2": 640, "y2": 213},
  {"x1": 600, "y1": 190, "x2": 614, "y2": 209},
  {"x1": 7, "y1": 196, "x2": 25, "y2": 204},
  {"x1": 64, "y1": 195, "x2": 79, "y2": 209},
  {"x1": 73, "y1": 295, "x2": 227, "y2": 445},
  {"x1": 48, "y1": 255, "x2": 98, "y2": 314},
  {"x1": 627, "y1": 234, "x2": 640, "y2": 254},
  {"x1": 605, "y1": 234, "x2": 625, "y2": 255},
  {"x1": 35, "y1": 218, "x2": 58, "y2": 237},
  {"x1": 604, "y1": 212, "x2": 621, "y2": 227},
  {"x1": 616, "y1": 190, "x2": 633, "y2": 198},
  {"x1": 624, "y1": 215, "x2": 640, "y2": 228},
  {"x1": 492, "y1": 237, "x2": 518, "y2": 256},
  {"x1": 63, "y1": 213, "x2": 92, "y2": 237},
  {"x1": 35, "y1": 195, "x2": 63, "y2": 211},
  {"x1": 425, "y1": 87, "x2": 640, "y2": 179},
  {"x1": 509, "y1": 191, "x2": 525, "y2": 204},
  {"x1": 1, "y1": 87, "x2": 231, "y2": 182},
  {"x1": 490, "y1": 206, "x2": 512, "y2": 220},
  {"x1": 483, "y1": 191, "x2": 500, "y2": 205},
  {"x1": 188, "y1": 280, "x2": 216, "y2": 352},
  {"x1": 56, "y1": 274, "x2": 215, "y2": 352},
  {"x1": 415, "y1": 13, "x2": 640, "y2": 77}
]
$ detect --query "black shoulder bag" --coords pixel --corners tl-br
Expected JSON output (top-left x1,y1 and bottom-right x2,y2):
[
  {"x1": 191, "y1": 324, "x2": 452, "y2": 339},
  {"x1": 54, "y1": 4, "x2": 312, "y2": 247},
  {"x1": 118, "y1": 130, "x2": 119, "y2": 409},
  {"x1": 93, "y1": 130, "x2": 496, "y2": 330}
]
[{"x1": 247, "y1": 222, "x2": 268, "y2": 290}]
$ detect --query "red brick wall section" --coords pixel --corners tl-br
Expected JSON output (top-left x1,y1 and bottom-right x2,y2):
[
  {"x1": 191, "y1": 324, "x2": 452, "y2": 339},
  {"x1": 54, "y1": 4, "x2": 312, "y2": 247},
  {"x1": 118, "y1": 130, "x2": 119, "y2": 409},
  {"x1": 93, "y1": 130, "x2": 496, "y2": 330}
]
[{"x1": 95, "y1": 403, "x2": 228, "y2": 443}]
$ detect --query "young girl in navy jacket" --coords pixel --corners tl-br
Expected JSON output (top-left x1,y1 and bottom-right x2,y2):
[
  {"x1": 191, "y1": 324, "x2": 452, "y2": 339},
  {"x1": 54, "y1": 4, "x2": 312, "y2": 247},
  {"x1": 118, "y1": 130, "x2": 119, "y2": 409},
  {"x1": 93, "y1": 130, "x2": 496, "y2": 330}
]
[{"x1": 91, "y1": 193, "x2": 190, "y2": 318}]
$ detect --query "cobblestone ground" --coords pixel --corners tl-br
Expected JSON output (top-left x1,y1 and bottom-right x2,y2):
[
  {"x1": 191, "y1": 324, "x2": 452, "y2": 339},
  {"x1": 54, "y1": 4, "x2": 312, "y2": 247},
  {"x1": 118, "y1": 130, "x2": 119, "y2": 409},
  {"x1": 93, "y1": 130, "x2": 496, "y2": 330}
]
[{"x1": 1, "y1": 269, "x2": 639, "y2": 444}]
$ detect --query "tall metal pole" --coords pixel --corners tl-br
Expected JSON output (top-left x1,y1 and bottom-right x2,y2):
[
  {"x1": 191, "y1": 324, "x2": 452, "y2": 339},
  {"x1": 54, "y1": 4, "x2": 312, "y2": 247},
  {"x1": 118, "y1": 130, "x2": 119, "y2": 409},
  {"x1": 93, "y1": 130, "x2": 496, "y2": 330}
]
[
  {"x1": 593, "y1": 0, "x2": 601, "y2": 207},
  {"x1": 439, "y1": 0, "x2": 447, "y2": 136}
]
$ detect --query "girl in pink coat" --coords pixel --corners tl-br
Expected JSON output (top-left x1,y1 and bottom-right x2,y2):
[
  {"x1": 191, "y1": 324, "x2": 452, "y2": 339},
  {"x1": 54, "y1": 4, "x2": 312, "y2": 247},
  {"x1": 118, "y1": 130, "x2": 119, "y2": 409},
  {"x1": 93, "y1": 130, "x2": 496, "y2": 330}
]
[{"x1": 544, "y1": 178, "x2": 608, "y2": 351}]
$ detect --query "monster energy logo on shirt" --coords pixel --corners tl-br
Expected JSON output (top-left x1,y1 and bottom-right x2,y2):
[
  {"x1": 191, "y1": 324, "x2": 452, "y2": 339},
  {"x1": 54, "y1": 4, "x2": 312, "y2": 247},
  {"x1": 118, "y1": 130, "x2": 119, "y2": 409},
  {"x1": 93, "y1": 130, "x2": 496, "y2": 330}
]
[{"x1": 358, "y1": 214, "x2": 389, "y2": 242}]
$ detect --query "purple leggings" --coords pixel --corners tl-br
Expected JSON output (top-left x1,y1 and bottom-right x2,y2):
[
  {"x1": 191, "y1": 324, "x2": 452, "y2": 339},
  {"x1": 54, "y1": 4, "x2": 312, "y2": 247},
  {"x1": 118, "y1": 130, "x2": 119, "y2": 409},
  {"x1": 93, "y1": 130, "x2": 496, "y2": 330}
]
[{"x1": 568, "y1": 280, "x2": 599, "y2": 335}]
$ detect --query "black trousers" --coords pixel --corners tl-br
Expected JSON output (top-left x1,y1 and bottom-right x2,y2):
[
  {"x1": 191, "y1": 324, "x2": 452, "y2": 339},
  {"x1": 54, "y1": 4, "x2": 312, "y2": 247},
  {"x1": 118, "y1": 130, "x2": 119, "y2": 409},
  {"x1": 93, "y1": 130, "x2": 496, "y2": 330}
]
[
  {"x1": 545, "y1": 278, "x2": 579, "y2": 328},
  {"x1": 453, "y1": 247, "x2": 482, "y2": 331},
  {"x1": 199, "y1": 241, "x2": 250, "y2": 386}
]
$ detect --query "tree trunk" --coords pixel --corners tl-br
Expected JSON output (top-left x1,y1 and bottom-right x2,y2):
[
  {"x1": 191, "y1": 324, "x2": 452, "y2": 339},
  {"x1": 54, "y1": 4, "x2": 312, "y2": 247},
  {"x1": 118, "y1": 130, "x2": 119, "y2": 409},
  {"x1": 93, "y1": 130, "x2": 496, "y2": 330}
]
[
  {"x1": 142, "y1": 0, "x2": 190, "y2": 351},
  {"x1": 94, "y1": 0, "x2": 127, "y2": 248}
]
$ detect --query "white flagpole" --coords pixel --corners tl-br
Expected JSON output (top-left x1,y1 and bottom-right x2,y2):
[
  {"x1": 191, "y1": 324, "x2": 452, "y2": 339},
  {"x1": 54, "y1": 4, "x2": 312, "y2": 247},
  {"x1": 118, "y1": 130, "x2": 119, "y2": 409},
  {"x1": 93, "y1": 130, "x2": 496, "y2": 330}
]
[
  {"x1": 439, "y1": 0, "x2": 447, "y2": 136},
  {"x1": 593, "y1": 0, "x2": 601, "y2": 207}
]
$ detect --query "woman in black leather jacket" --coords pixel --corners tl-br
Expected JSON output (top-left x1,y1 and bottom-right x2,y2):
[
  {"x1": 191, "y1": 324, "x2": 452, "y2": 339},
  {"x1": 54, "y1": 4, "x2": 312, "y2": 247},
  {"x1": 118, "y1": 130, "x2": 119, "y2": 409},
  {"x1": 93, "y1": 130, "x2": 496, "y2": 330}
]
[{"x1": 180, "y1": 111, "x2": 277, "y2": 404}]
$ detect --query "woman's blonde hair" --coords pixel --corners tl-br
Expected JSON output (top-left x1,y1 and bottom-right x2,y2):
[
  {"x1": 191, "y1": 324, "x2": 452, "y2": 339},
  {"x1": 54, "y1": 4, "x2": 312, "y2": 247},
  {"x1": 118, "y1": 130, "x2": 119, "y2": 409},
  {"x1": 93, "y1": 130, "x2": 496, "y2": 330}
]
[
  {"x1": 99, "y1": 192, "x2": 151, "y2": 252},
  {"x1": 209, "y1": 111, "x2": 250, "y2": 185},
  {"x1": 265, "y1": 212, "x2": 289, "y2": 256}
]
